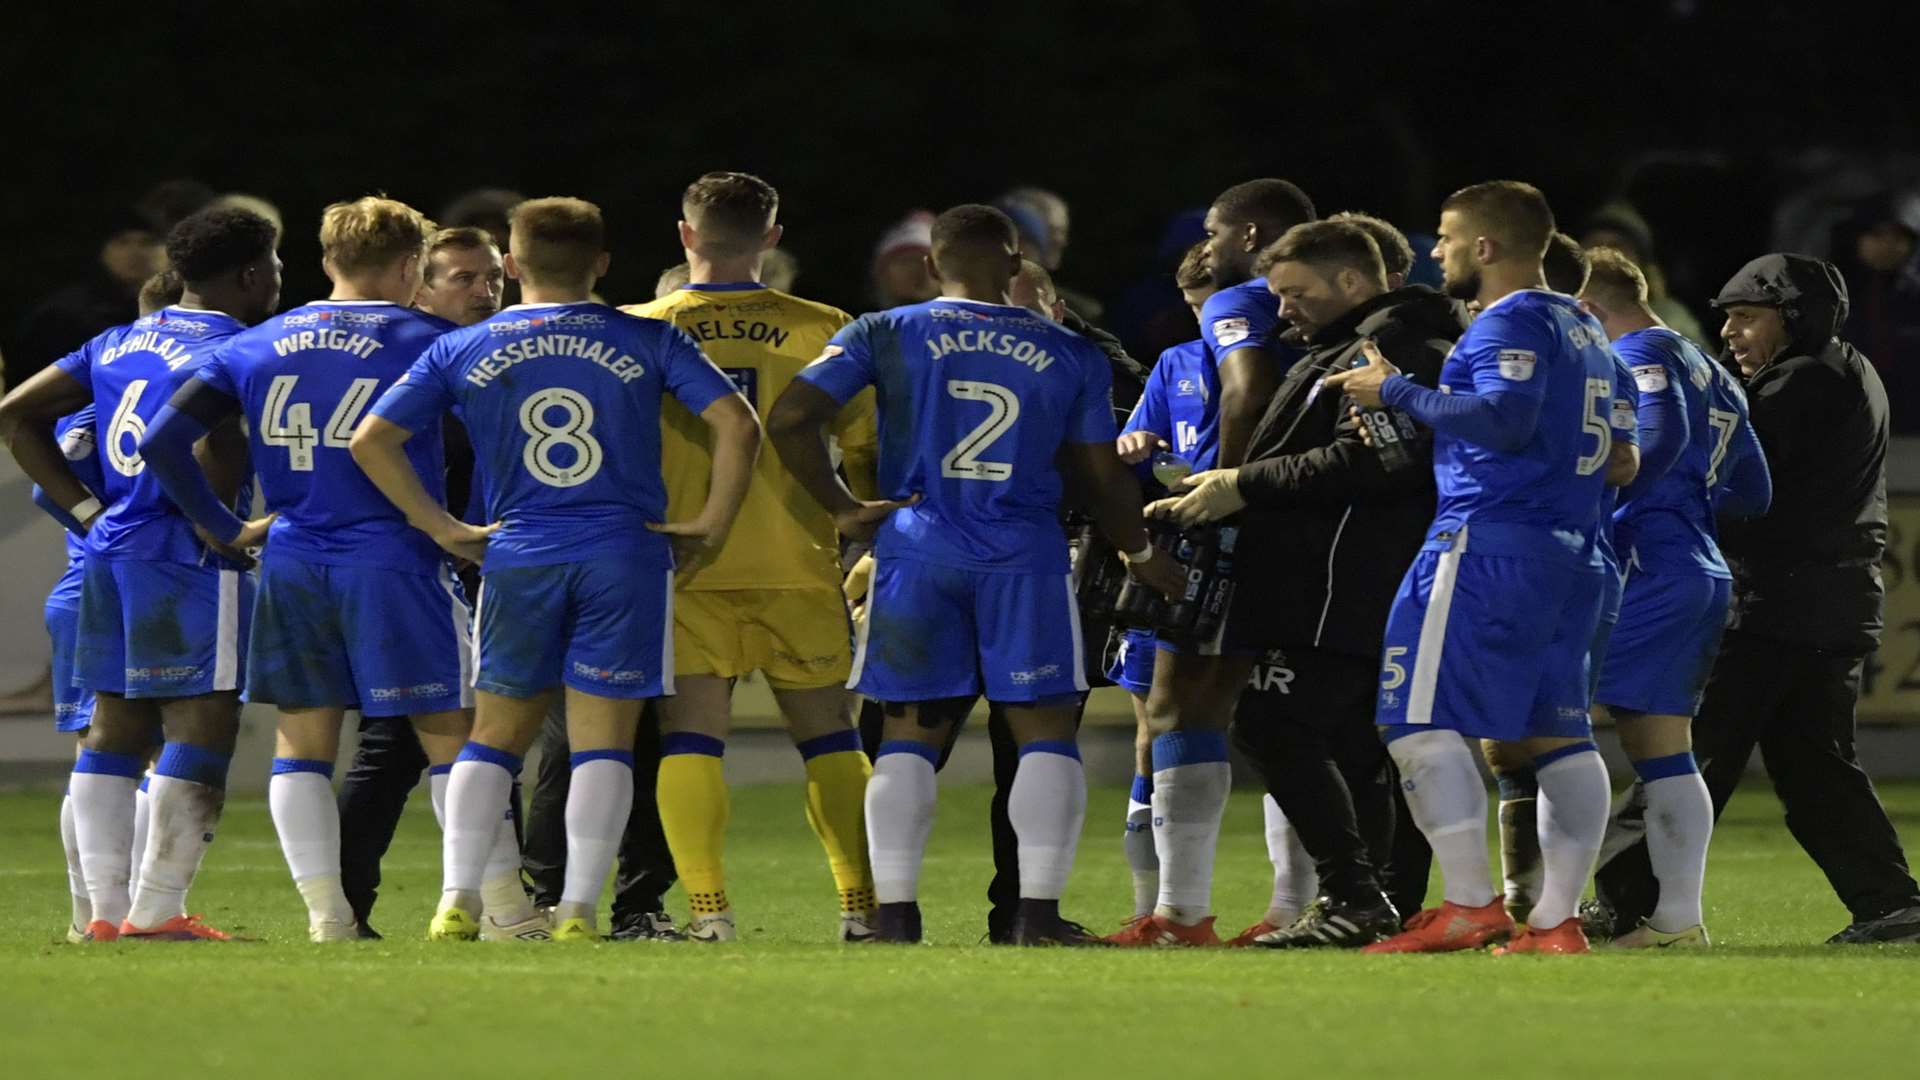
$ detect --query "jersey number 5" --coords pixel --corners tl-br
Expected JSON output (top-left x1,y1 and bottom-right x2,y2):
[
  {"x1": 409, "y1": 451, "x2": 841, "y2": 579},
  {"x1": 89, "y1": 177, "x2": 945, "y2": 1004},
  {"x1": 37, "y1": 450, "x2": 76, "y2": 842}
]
[
  {"x1": 262, "y1": 375, "x2": 382, "y2": 472},
  {"x1": 1576, "y1": 377, "x2": 1611, "y2": 476},
  {"x1": 941, "y1": 379, "x2": 1020, "y2": 481}
]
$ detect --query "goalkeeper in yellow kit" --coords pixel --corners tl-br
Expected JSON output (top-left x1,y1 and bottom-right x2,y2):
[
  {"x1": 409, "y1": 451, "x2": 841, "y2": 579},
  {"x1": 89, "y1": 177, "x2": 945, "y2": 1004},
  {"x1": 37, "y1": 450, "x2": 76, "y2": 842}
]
[{"x1": 625, "y1": 172, "x2": 885, "y2": 942}]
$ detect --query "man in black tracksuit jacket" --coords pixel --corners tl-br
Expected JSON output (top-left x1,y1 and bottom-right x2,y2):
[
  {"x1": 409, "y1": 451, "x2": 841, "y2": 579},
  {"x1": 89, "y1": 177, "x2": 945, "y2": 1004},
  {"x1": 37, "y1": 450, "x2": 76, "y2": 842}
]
[
  {"x1": 1150, "y1": 220, "x2": 1466, "y2": 946},
  {"x1": 1594, "y1": 253, "x2": 1920, "y2": 943}
]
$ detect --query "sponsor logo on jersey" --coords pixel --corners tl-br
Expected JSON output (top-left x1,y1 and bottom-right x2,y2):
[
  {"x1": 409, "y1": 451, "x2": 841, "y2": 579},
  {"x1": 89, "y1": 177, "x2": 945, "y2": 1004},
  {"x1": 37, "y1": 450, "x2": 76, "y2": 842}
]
[
  {"x1": 1496, "y1": 349, "x2": 1537, "y2": 381},
  {"x1": 284, "y1": 309, "x2": 392, "y2": 328},
  {"x1": 488, "y1": 312, "x2": 607, "y2": 334},
  {"x1": 1212, "y1": 316, "x2": 1251, "y2": 347},
  {"x1": 572, "y1": 660, "x2": 647, "y2": 684},
  {"x1": 126, "y1": 664, "x2": 201, "y2": 683},
  {"x1": 367, "y1": 682, "x2": 453, "y2": 703},
  {"x1": 1631, "y1": 363, "x2": 1669, "y2": 392}
]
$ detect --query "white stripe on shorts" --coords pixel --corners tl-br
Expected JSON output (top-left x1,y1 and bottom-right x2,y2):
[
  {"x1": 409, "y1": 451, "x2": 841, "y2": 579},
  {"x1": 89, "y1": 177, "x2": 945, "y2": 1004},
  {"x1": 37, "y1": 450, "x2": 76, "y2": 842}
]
[
  {"x1": 1064, "y1": 573, "x2": 1089, "y2": 692},
  {"x1": 1406, "y1": 526, "x2": 1465, "y2": 726},
  {"x1": 213, "y1": 569, "x2": 240, "y2": 691},
  {"x1": 660, "y1": 567, "x2": 676, "y2": 697},
  {"x1": 444, "y1": 568, "x2": 476, "y2": 707},
  {"x1": 847, "y1": 564, "x2": 876, "y2": 690},
  {"x1": 468, "y1": 581, "x2": 485, "y2": 689}
]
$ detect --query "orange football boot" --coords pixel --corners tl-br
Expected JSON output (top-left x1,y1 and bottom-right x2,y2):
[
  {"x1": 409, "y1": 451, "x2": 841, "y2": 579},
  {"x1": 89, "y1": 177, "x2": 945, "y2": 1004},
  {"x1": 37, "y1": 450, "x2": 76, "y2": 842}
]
[
  {"x1": 1106, "y1": 913, "x2": 1221, "y2": 948},
  {"x1": 1228, "y1": 919, "x2": 1287, "y2": 948},
  {"x1": 120, "y1": 913, "x2": 237, "y2": 941},
  {"x1": 80, "y1": 919, "x2": 120, "y2": 942},
  {"x1": 1492, "y1": 917, "x2": 1590, "y2": 955},
  {"x1": 1361, "y1": 899, "x2": 1513, "y2": 954}
]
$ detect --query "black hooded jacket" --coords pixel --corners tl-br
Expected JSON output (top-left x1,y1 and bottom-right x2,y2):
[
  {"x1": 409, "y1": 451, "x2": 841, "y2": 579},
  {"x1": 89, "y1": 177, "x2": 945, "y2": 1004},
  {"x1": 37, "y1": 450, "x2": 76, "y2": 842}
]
[
  {"x1": 1227, "y1": 285, "x2": 1466, "y2": 659},
  {"x1": 1713, "y1": 253, "x2": 1889, "y2": 655}
]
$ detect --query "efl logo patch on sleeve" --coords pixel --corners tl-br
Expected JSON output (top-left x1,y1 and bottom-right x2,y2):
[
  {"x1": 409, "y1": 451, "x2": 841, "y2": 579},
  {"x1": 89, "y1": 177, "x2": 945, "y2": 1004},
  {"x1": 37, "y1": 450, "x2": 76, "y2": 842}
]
[
  {"x1": 1612, "y1": 397, "x2": 1637, "y2": 432},
  {"x1": 1212, "y1": 317, "x2": 1251, "y2": 347},
  {"x1": 1632, "y1": 364, "x2": 1669, "y2": 392},
  {"x1": 1496, "y1": 349, "x2": 1537, "y2": 381}
]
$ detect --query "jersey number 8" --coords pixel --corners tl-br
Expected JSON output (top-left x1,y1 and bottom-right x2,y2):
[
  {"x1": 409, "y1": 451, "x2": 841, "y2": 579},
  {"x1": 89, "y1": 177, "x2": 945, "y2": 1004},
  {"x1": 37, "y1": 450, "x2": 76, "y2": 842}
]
[{"x1": 519, "y1": 387, "x2": 604, "y2": 488}]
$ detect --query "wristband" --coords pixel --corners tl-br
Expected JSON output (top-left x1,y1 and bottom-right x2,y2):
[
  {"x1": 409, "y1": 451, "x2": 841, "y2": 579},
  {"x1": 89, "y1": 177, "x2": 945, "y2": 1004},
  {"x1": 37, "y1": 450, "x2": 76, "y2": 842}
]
[
  {"x1": 1121, "y1": 542, "x2": 1155, "y2": 564},
  {"x1": 70, "y1": 496, "x2": 102, "y2": 524}
]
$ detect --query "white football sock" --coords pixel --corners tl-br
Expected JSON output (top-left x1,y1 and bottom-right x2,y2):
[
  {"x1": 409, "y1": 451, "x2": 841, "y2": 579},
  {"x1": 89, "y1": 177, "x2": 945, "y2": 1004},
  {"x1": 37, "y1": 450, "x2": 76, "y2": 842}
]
[
  {"x1": 130, "y1": 779, "x2": 150, "y2": 901},
  {"x1": 1531, "y1": 747, "x2": 1610, "y2": 929},
  {"x1": 1642, "y1": 763, "x2": 1712, "y2": 932},
  {"x1": 428, "y1": 766, "x2": 450, "y2": 830},
  {"x1": 1387, "y1": 730, "x2": 1495, "y2": 909},
  {"x1": 1151, "y1": 732, "x2": 1232, "y2": 925},
  {"x1": 481, "y1": 814, "x2": 536, "y2": 922},
  {"x1": 1007, "y1": 744, "x2": 1085, "y2": 901},
  {"x1": 69, "y1": 769, "x2": 139, "y2": 927},
  {"x1": 443, "y1": 755, "x2": 514, "y2": 897},
  {"x1": 560, "y1": 757, "x2": 634, "y2": 917},
  {"x1": 268, "y1": 766, "x2": 352, "y2": 926},
  {"x1": 60, "y1": 794, "x2": 90, "y2": 930},
  {"x1": 1124, "y1": 775, "x2": 1158, "y2": 918},
  {"x1": 128, "y1": 774, "x2": 226, "y2": 928},
  {"x1": 1264, "y1": 795, "x2": 1319, "y2": 925},
  {"x1": 866, "y1": 745, "x2": 937, "y2": 904}
]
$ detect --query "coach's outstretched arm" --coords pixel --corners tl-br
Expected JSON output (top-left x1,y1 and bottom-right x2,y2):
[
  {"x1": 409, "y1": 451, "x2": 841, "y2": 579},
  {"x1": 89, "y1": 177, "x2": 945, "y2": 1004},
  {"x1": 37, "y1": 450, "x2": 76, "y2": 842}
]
[
  {"x1": 766, "y1": 379, "x2": 916, "y2": 542},
  {"x1": 648, "y1": 393, "x2": 762, "y2": 568},
  {"x1": 350, "y1": 414, "x2": 500, "y2": 564},
  {"x1": 0, "y1": 366, "x2": 98, "y2": 527}
]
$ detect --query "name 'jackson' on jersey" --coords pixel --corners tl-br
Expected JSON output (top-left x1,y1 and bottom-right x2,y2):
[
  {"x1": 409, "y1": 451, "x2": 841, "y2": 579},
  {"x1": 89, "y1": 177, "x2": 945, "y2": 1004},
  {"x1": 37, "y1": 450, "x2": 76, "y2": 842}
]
[
  {"x1": 187, "y1": 301, "x2": 455, "y2": 573},
  {"x1": 368, "y1": 302, "x2": 742, "y2": 571},
  {"x1": 795, "y1": 298, "x2": 1119, "y2": 574},
  {"x1": 1424, "y1": 289, "x2": 1621, "y2": 562},
  {"x1": 54, "y1": 306, "x2": 249, "y2": 565},
  {"x1": 1611, "y1": 326, "x2": 1752, "y2": 577}
]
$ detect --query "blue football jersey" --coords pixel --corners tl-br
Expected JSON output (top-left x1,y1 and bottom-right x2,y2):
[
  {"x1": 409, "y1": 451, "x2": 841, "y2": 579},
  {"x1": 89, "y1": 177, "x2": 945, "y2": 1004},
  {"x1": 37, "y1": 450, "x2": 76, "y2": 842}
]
[
  {"x1": 54, "y1": 306, "x2": 248, "y2": 564},
  {"x1": 1612, "y1": 327, "x2": 1748, "y2": 578},
  {"x1": 1200, "y1": 278, "x2": 1286, "y2": 362},
  {"x1": 191, "y1": 300, "x2": 455, "y2": 573},
  {"x1": 1593, "y1": 351, "x2": 1640, "y2": 575},
  {"x1": 1427, "y1": 290, "x2": 1620, "y2": 561},
  {"x1": 370, "y1": 302, "x2": 741, "y2": 571},
  {"x1": 1124, "y1": 339, "x2": 1219, "y2": 473},
  {"x1": 798, "y1": 297, "x2": 1117, "y2": 573},
  {"x1": 46, "y1": 407, "x2": 105, "y2": 610}
]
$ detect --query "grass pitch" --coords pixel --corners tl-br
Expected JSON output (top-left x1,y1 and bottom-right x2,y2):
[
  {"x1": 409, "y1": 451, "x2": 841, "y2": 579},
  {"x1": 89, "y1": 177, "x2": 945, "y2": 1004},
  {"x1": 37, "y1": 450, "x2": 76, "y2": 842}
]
[{"x1": 2, "y1": 781, "x2": 1918, "y2": 1078}]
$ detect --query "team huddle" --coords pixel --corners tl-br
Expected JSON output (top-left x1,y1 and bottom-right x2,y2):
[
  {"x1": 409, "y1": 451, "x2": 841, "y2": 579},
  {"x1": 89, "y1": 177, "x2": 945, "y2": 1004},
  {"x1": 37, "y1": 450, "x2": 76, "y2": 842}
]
[{"x1": 2, "y1": 169, "x2": 1782, "y2": 952}]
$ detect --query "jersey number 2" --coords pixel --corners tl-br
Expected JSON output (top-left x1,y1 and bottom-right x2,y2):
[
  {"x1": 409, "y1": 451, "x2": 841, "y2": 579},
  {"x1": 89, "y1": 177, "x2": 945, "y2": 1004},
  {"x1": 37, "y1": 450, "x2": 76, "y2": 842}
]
[
  {"x1": 262, "y1": 375, "x2": 381, "y2": 472},
  {"x1": 941, "y1": 380, "x2": 1019, "y2": 481}
]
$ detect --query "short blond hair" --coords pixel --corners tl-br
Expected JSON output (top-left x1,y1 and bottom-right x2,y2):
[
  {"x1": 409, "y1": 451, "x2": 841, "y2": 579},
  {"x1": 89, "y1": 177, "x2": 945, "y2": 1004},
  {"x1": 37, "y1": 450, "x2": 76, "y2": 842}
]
[
  {"x1": 509, "y1": 197, "x2": 605, "y2": 285},
  {"x1": 320, "y1": 196, "x2": 433, "y2": 275},
  {"x1": 1584, "y1": 245, "x2": 1650, "y2": 305}
]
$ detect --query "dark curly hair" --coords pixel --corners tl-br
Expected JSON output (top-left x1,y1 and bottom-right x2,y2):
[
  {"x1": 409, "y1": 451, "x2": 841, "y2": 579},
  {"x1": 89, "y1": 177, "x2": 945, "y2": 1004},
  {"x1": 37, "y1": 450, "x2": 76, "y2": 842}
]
[{"x1": 165, "y1": 207, "x2": 278, "y2": 282}]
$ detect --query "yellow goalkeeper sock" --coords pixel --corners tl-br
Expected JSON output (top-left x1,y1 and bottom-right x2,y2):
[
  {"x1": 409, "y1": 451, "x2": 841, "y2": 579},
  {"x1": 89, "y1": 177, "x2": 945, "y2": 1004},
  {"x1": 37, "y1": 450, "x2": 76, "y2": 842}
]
[
  {"x1": 659, "y1": 734, "x2": 730, "y2": 914},
  {"x1": 797, "y1": 730, "x2": 874, "y2": 912}
]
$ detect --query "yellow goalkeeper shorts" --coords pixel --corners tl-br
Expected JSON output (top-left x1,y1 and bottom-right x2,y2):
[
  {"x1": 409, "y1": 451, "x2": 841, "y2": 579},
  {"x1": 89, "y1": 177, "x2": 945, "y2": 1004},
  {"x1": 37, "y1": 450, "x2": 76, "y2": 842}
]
[{"x1": 673, "y1": 588, "x2": 853, "y2": 689}]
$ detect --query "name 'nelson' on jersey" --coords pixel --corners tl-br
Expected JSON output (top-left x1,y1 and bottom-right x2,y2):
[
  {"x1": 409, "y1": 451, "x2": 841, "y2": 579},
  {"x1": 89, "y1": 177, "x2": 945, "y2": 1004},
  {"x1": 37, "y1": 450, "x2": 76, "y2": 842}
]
[{"x1": 796, "y1": 298, "x2": 1117, "y2": 574}]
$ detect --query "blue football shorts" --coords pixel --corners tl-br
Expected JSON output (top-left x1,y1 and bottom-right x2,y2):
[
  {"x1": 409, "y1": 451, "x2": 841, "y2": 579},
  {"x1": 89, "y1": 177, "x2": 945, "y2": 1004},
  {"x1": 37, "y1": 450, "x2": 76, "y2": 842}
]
[
  {"x1": 1593, "y1": 571, "x2": 1731, "y2": 717},
  {"x1": 475, "y1": 559, "x2": 673, "y2": 700},
  {"x1": 1376, "y1": 532, "x2": 1604, "y2": 742},
  {"x1": 44, "y1": 600, "x2": 94, "y2": 731},
  {"x1": 247, "y1": 554, "x2": 474, "y2": 716},
  {"x1": 74, "y1": 558, "x2": 251, "y2": 698},
  {"x1": 852, "y1": 558, "x2": 1087, "y2": 704}
]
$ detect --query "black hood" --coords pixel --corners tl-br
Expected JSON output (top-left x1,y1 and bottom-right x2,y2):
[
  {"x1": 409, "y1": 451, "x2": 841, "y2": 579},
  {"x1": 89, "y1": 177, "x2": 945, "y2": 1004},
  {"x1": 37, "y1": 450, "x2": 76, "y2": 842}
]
[
  {"x1": 1711, "y1": 252, "x2": 1850, "y2": 358},
  {"x1": 1334, "y1": 284, "x2": 1469, "y2": 344}
]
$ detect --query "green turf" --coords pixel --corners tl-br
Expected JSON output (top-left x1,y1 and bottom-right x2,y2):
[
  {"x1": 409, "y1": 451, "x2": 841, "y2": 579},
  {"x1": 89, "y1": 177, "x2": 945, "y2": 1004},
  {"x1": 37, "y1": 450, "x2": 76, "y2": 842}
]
[{"x1": 3, "y1": 781, "x2": 1918, "y2": 1079}]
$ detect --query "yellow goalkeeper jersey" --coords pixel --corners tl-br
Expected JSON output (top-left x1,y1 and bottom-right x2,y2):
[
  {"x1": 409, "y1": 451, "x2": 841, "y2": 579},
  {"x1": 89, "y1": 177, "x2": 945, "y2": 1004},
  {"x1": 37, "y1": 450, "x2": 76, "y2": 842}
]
[{"x1": 624, "y1": 282, "x2": 876, "y2": 591}]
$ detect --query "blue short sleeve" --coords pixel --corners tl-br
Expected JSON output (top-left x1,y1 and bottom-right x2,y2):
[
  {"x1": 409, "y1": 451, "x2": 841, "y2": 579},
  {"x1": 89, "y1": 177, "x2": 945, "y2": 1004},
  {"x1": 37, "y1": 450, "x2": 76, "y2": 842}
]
[
  {"x1": 1067, "y1": 342, "x2": 1119, "y2": 445},
  {"x1": 797, "y1": 314, "x2": 880, "y2": 405},
  {"x1": 1123, "y1": 361, "x2": 1173, "y2": 441},
  {"x1": 1610, "y1": 355, "x2": 1639, "y2": 446},
  {"x1": 370, "y1": 343, "x2": 456, "y2": 433},
  {"x1": 1199, "y1": 280, "x2": 1278, "y2": 357},
  {"x1": 658, "y1": 326, "x2": 742, "y2": 415},
  {"x1": 190, "y1": 349, "x2": 240, "y2": 399},
  {"x1": 53, "y1": 341, "x2": 95, "y2": 390}
]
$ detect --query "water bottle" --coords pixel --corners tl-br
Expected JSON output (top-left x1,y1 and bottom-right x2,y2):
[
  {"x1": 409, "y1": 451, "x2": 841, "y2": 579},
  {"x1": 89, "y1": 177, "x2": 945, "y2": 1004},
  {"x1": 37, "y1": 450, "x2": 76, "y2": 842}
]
[
  {"x1": 1151, "y1": 450, "x2": 1194, "y2": 489},
  {"x1": 1162, "y1": 526, "x2": 1220, "y2": 636},
  {"x1": 1112, "y1": 520, "x2": 1182, "y2": 629},
  {"x1": 1349, "y1": 350, "x2": 1419, "y2": 473},
  {"x1": 1190, "y1": 524, "x2": 1239, "y2": 646}
]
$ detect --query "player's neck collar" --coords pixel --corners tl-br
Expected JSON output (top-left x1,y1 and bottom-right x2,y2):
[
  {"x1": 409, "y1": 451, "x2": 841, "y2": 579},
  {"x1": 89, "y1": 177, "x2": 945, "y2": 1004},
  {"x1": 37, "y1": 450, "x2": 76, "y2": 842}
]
[
  {"x1": 315, "y1": 299, "x2": 399, "y2": 307},
  {"x1": 933, "y1": 295, "x2": 1013, "y2": 307},
  {"x1": 681, "y1": 281, "x2": 765, "y2": 292},
  {"x1": 1479, "y1": 287, "x2": 1548, "y2": 315},
  {"x1": 501, "y1": 301, "x2": 594, "y2": 311}
]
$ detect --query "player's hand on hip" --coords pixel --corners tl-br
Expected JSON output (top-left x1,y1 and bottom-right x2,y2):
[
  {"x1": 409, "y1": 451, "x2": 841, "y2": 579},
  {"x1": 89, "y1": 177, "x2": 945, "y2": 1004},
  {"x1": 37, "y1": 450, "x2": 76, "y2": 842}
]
[
  {"x1": 430, "y1": 518, "x2": 501, "y2": 565},
  {"x1": 843, "y1": 551, "x2": 875, "y2": 605},
  {"x1": 1128, "y1": 548, "x2": 1188, "y2": 601},
  {"x1": 1145, "y1": 468, "x2": 1245, "y2": 527},
  {"x1": 1116, "y1": 430, "x2": 1169, "y2": 465},
  {"x1": 833, "y1": 494, "x2": 920, "y2": 543},
  {"x1": 648, "y1": 515, "x2": 731, "y2": 571},
  {"x1": 231, "y1": 512, "x2": 278, "y2": 551},
  {"x1": 193, "y1": 523, "x2": 259, "y2": 570},
  {"x1": 1320, "y1": 338, "x2": 1400, "y2": 408}
]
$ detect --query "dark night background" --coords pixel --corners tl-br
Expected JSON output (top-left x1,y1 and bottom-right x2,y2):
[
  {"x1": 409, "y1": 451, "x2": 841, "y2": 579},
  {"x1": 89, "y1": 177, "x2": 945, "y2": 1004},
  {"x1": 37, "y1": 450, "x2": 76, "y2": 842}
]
[{"x1": 4, "y1": 0, "x2": 1918, "y2": 382}]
